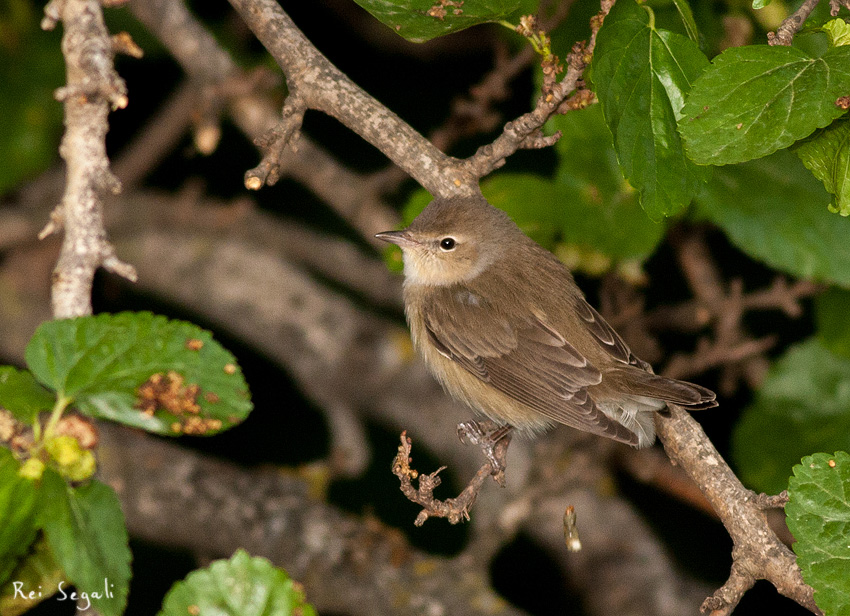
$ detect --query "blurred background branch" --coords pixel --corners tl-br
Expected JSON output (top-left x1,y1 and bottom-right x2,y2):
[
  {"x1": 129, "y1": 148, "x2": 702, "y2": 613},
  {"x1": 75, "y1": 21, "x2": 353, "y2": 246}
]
[{"x1": 1, "y1": 0, "x2": 846, "y2": 613}]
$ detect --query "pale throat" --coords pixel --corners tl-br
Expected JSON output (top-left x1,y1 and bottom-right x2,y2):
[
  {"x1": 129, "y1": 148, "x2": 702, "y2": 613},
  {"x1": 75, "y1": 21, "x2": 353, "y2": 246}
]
[{"x1": 402, "y1": 250, "x2": 492, "y2": 287}]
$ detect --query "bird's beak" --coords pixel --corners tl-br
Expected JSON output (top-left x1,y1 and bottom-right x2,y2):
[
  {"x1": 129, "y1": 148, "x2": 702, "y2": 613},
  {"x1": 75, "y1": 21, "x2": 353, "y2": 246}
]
[{"x1": 375, "y1": 229, "x2": 417, "y2": 247}]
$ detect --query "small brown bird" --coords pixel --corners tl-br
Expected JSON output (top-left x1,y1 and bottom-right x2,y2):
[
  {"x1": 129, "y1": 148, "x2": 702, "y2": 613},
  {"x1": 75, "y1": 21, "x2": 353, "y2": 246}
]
[{"x1": 376, "y1": 196, "x2": 716, "y2": 449}]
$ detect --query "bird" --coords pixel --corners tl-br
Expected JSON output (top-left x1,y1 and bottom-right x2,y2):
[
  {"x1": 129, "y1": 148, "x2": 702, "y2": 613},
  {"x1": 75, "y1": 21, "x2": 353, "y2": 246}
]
[{"x1": 376, "y1": 195, "x2": 716, "y2": 450}]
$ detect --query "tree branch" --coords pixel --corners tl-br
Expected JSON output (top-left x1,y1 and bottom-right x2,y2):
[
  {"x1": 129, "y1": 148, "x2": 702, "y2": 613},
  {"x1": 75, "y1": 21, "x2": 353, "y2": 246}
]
[
  {"x1": 128, "y1": 0, "x2": 399, "y2": 244},
  {"x1": 656, "y1": 406, "x2": 820, "y2": 615},
  {"x1": 42, "y1": 0, "x2": 136, "y2": 318},
  {"x1": 225, "y1": 0, "x2": 609, "y2": 196},
  {"x1": 95, "y1": 423, "x2": 524, "y2": 616},
  {"x1": 768, "y1": 0, "x2": 820, "y2": 46},
  {"x1": 226, "y1": 0, "x2": 465, "y2": 197}
]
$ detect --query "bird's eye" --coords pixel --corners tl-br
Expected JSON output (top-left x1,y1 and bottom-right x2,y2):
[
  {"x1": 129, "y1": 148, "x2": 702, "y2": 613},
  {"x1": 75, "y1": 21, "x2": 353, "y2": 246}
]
[{"x1": 439, "y1": 237, "x2": 457, "y2": 251}]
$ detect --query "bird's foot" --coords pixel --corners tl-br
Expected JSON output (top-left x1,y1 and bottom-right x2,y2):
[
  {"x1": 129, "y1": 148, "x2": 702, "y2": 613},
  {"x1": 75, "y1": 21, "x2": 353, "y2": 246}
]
[{"x1": 457, "y1": 420, "x2": 513, "y2": 485}]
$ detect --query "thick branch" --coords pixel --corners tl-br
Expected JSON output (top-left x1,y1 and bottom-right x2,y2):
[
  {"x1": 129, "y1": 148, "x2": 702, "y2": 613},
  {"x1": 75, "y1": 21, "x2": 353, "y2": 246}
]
[
  {"x1": 226, "y1": 0, "x2": 465, "y2": 197},
  {"x1": 96, "y1": 424, "x2": 523, "y2": 616},
  {"x1": 656, "y1": 407, "x2": 819, "y2": 615}
]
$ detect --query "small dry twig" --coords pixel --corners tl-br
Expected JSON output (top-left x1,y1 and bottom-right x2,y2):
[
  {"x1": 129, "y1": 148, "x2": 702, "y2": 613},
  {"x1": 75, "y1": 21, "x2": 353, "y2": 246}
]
[
  {"x1": 830, "y1": 0, "x2": 850, "y2": 15},
  {"x1": 245, "y1": 89, "x2": 307, "y2": 189},
  {"x1": 768, "y1": 0, "x2": 820, "y2": 45},
  {"x1": 392, "y1": 431, "x2": 508, "y2": 526}
]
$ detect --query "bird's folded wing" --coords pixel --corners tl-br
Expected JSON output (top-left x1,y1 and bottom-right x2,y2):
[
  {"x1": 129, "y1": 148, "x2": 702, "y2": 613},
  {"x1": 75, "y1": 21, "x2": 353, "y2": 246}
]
[
  {"x1": 422, "y1": 291, "x2": 639, "y2": 444},
  {"x1": 572, "y1": 299, "x2": 652, "y2": 371}
]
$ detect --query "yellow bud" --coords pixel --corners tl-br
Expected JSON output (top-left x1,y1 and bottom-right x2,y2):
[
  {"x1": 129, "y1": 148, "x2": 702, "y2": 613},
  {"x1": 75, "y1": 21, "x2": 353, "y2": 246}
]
[
  {"x1": 18, "y1": 458, "x2": 45, "y2": 481},
  {"x1": 45, "y1": 435, "x2": 97, "y2": 481}
]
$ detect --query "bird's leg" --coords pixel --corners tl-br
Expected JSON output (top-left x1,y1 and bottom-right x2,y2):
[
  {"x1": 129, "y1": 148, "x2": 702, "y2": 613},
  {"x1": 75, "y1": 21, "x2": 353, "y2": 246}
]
[{"x1": 457, "y1": 419, "x2": 513, "y2": 484}]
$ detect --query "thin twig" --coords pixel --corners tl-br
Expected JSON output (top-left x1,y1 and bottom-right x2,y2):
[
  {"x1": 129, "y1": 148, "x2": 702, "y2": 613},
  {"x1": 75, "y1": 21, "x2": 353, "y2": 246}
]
[
  {"x1": 245, "y1": 88, "x2": 307, "y2": 189},
  {"x1": 830, "y1": 0, "x2": 850, "y2": 15},
  {"x1": 768, "y1": 0, "x2": 820, "y2": 45},
  {"x1": 392, "y1": 430, "x2": 509, "y2": 526}
]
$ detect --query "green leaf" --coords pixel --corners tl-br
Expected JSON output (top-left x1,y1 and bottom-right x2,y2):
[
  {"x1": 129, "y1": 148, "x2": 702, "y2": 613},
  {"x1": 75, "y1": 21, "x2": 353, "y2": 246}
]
[
  {"x1": 0, "y1": 367, "x2": 55, "y2": 424},
  {"x1": 0, "y1": 535, "x2": 65, "y2": 616},
  {"x1": 482, "y1": 174, "x2": 560, "y2": 248},
  {"x1": 0, "y1": 1, "x2": 64, "y2": 195},
  {"x1": 545, "y1": 0, "x2": 598, "y2": 55},
  {"x1": 786, "y1": 451, "x2": 850, "y2": 616},
  {"x1": 823, "y1": 18, "x2": 850, "y2": 47},
  {"x1": 158, "y1": 549, "x2": 316, "y2": 616},
  {"x1": 752, "y1": 0, "x2": 771, "y2": 9},
  {"x1": 40, "y1": 471, "x2": 130, "y2": 616},
  {"x1": 671, "y1": 0, "x2": 699, "y2": 42},
  {"x1": 680, "y1": 45, "x2": 850, "y2": 165},
  {"x1": 350, "y1": 0, "x2": 519, "y2": 43},
  {"x1": 0, "y1": 448, "x2": 40, "y2": 587},
  {"x1": 25, "y1": 312, "x2": 252, "y2": 436},
  {"x1": 816, "y1": 287, "x2": 850, "y2": 359},
  {"x1": 592, "y1": 0, "x2": 711, "y2": 219},
  {"x1": 732, "y1": 339, "x2": 850, "y2": 494},
  {"x1": 797, "y1": 118, "x2": 850, "y2": 216},
  {"x1": 696, "y1": 149, "x2": 850, "y2": 286},
  {"x1": 552, "y1": 104, "x2": 666, "y2": 262}
]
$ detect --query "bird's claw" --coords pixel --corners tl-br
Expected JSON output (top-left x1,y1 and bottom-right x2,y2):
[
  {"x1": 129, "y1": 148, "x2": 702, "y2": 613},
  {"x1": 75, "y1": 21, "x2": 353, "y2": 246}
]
[{"x1": 457, "y1": 420, "x2": 513, "y2": 479}]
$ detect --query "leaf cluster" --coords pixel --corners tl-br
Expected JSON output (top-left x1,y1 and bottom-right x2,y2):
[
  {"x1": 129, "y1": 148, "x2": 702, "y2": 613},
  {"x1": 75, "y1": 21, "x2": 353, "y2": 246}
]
[{"x1": 0, "y1": 312, "x2": 283, "y2": 616}]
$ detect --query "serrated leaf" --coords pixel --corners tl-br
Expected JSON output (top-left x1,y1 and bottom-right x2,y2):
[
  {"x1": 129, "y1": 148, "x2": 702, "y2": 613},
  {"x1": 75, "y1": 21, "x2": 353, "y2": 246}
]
[
  {"x1": 680, "y1": 45, "x2": 850, "y2": 165},
  {"x1": 0, "y1": 535, "x2": 65, "y2": 616},
  {"x1": 797, "y1": 118, "x2": 850, "y2": 216},
  {"x1": 592, "y1": 0, "x2": 711, "y2": 219},
  {"x1": 553, "y1": 104, "x2": 666, "y2": 262},
  {"x1": 40, "y1": 471, "x2": 131, "y2": 616},
  {"x1": 786, "y1": 451, "x2": 850, "y2": 616},
  {"x1": 823, "y1": 18, "x2": 850, "y2": 47},
  {"x1": 732, "y1": 339, "x2": 850, "y2": 494},
  {"x1": 24, "y1": 312, "x2": 252, "y2": 436},
  {"x1": 696, "y1": 149, "x2": 850, "y2": 285},
  {"x1": 0, "y1": 448, "x2": 40, "y2": 587},
  {"x1": 0, "y1": 367, "x2": 56, "y2": 424},
  {"x1": 351, "y1": 0, "x2": 519, "y2": 43},
  {"x1": 158, "y1": 549, "x2": 316, "y2": 616},
  {"x1": 816, "y1": 287, "x2": 850, "y2": 359}
]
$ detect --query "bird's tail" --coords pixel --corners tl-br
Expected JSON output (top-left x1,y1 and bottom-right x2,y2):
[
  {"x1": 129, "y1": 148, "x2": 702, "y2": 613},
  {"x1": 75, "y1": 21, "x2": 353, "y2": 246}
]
[{"x1": 608, "y1": 368, "x2": 718, "y2": 410}]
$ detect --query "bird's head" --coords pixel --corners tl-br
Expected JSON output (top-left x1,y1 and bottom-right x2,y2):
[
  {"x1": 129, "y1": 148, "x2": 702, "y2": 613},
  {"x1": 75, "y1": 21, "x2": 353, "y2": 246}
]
[{"x1": 376, "y1": 196, "x2": 516, "y2": 287}]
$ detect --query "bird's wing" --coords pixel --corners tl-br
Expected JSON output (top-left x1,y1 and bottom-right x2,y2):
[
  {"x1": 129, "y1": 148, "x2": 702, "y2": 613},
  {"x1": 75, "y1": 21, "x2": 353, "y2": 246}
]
[
  {"x1": 422, "y1": 289, "x2": 639, "y2": 444},
  {"x1": 571, "y1": 299, "x2": 652, "y2": 371}
]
